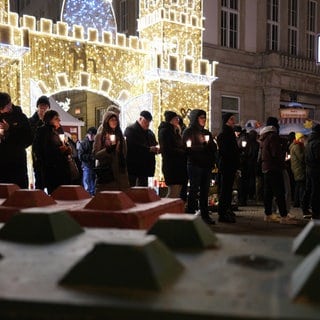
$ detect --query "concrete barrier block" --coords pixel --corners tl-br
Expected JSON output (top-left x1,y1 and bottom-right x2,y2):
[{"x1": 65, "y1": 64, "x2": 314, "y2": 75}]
[
  {"x1": 84, "y1": 191, "x2": 136, "y2": 211},
  {"x1": 291, "y1": 246, "x2": 320, "y2": 303},
  {"x1": 59, "y1": 235, "x2": 184, "y2": 290},
  {"x1": 2, "y1": 189, "x2": 56, "y2": 207},
  {"x1": 292, "y1": 220, "x2": 320, "y2": 255},
  {"x1": 125, "y1": 187, "x2": 160, "y2": 203},
  {"x1": 0, "y1": 209, "x2": 84, "y2": 243},
  {"x1": 0, "y1": 183, "x2": 20, "y2": 199},
  {"x1": 148, "y1": 214, "x2": 219, "y2": 249},
  {"x1": 51, "y1": 185, "x2": 91, "y2": 200}
]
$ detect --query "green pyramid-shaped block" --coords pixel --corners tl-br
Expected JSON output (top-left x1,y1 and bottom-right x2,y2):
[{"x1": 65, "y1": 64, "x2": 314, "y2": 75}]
[
  {"x1": 147, "y1": 214, "x2": 219, "y2": 249},
  {"x1": 0, "y1": 210, "x2": 84, "y2": 243},
  {"x1": 292, "y1": 220, "x2": 320, "y2": 255},
  {"x1": 60, "y1": 236, "x2": 184, "y2": 291},
  {"x1": 291, "y1": 246, "x2": 320, "y2": 302}
]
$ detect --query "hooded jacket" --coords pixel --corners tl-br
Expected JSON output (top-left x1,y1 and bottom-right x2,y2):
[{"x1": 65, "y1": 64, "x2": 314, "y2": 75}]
[
  {"x1": 93, "y1": 111, "x2": 129, "y2": 191},
  {"x1": 259, "y1": 125, "x2": 285, "y2": 173},
  {"x1": 182, "y1": 109, "x2": 217, "y2": 168}
]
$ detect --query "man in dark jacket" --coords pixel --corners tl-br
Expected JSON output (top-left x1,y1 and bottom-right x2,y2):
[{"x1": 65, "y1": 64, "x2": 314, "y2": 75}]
[
  {"x1": 124, "y1": 110, "x2": 159, "y2": 187},
  {"x1": 78, "y1": 127, "x2": 97, "y2": 196},
  {"x1": 304, "y1": 124, "x2": 320, "y2": 219},
  {"x1": 182, "y1": 109, "x2": 217, "y2": 224},
  {"x1": 29, "y1": 95, "x2": 51, "y2": 189},
  {"x1": 259, "y1": 116, "x2": 298, "y2": 224},
  {"x1": 217, "y1": 113, "x2": 240, "y2": 223},
  {"x1": 0, "y1": 92, "x2": 32, "y2": 188},
  {"x1": 158, "y1": 110, "x2": 187, "y2": 198}
]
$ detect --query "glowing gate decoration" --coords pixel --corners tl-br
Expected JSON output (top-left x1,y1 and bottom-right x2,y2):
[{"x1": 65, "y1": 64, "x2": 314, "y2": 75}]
[{"x1": 0, "y1": 0, "x2": 218, "y2": 181}]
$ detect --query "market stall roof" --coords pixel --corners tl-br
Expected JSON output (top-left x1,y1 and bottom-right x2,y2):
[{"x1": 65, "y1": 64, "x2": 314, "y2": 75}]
[{"x1": 49, "y1": 97, "x2": 84, "y2": 127}]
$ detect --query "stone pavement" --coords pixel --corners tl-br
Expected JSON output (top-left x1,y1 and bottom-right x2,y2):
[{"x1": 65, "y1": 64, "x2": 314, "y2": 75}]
[{"x1": 207, "y1": 205, "x2": 308, "y2": 238}]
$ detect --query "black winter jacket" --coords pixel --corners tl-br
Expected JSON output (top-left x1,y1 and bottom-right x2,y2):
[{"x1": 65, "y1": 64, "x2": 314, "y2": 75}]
[
  {"x1": 158, "y1": 121, "x2": 187, "y2": 185},
  {"x1": 305, "y1": 131, "x2": 320, "y2": 172},
  {"x1": 182, "y1": 109, "x2": 217, "y2": 169}
]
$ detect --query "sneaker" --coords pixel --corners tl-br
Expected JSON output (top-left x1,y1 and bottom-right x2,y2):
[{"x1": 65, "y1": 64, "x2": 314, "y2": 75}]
[
  {"x1": 264, "y1": 213, "x2": 280, "y2": 222},
  {"x1": 280, "y1": 215, "x2": 300, "y2": 225}
]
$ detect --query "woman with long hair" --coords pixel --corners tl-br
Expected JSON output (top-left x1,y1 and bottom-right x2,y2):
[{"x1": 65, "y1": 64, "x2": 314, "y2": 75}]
[
  {"x1": 33, "y1": 110, "x2": 72, "y2": 194},
  {"x1": 93, "y1": 111, "x2": 129, "y2": 192}
]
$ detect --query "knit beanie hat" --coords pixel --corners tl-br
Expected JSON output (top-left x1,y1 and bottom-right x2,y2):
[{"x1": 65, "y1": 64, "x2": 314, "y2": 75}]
[
  {"x1": 222, "y1": 112, "x2": 234, "y2": 124},
  {"x1": 295, "y1": 132, "x2": 304, "y2": 140},
  {"x1": 164, "y1": 110, "x2": 178, "y2": 122},
  {"x1": 0, "y1": 92, "x2": 11, "y2": 109}
]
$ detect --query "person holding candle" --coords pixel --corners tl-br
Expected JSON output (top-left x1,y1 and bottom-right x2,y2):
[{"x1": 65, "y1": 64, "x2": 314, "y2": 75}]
[
  {"x1": 182, "y1": 109, "x2": 217, "y2": 225},
  {"x1": 29, "y1": 95, "x2": 51, "y2": 189},
  {"x1": 93, "y1": 111, "x2": 129, "y2": 192},
  {"x1": 33, "y1": 110, "x2": 73, "y2": 194},
  {"x1": 0, "y1": 92, "x2": 32, "y2": 188},
  {"x1": 158, "y1": 110, "x2": 187, "y2": 199},
  {"x1": 124, "y1": 110, "x2": 159, "y2": 187}
]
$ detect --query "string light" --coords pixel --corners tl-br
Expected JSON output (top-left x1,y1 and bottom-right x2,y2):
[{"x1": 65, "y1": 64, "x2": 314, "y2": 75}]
[{"x1": 61, "y1": 0, "x2": 117, "y2": 39}]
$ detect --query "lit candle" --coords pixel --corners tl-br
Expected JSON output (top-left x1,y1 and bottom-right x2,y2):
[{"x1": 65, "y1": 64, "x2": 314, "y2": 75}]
[
  {"x1": 186, "y1": 139, "x2": 192, "y2": 148},
  {"x1": 110, "y1": 134, "x2": 116, "y2": 144},
  {"x1": 241, "y1": 140, "x2": 247, "y2": 148},
  {"x1": 204, "y1": 135, "x2": 210, "y2": 142},
  {"x1": 59, "y1": 134, "x2": 65, "y2": 143}
]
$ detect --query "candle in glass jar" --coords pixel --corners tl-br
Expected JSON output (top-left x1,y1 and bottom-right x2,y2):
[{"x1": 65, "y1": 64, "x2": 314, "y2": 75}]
[
  {"x1": 241, "y1": 140, "x2": 247, "y2": 148},
  {"x1": 186, "y1": 139, "x2": 192, "y2": 148},
  {"x1": 204, "y1": 135, "x2": 210, "y2": 142}
]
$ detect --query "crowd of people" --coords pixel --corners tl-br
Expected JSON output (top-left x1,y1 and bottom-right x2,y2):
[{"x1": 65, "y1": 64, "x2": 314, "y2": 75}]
[{"x1": 0, "y1": 91, "x2": 319, "y2": 225}]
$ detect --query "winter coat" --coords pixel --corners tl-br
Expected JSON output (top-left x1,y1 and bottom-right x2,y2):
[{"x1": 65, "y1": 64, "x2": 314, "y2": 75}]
[
  {"x1": 93, "y1": 112, "x2": 129, "y2": 191},
  {"x1": 182, "y1": 109, "x2": 217, "y2": 169},
  {"x1": 305, "y1": 131, "x2": 320, "y2": 172},
  {"x1": 217, "y1": 124, "x2": 240, "y2": 172},
  {"x1": 0, "y1": 105, "x2": 32, "y2": 188},
  {"x1": 259, "y1": 126, "x2": 285, "y2": 173},
  {"x1": 289, "y1": 140, "x2": 306, "y2": 181},
  {"x1": 158, "y1": 121, "x2": 187, "y2": 185},
  {"x1": 33, "y1": 124, "x2": 72, "y2": 193},
  {"x1": 78, "y1": 137, "x2": 95, "y2": 168},
  {"x1": 124, "y1": 121, "x2": 158, "y2": 177}
]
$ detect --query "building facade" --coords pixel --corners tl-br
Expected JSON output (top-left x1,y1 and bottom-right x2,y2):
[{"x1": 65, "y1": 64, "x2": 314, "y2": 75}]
[{"x1": 8, "y1": 0, "x2": 320, "y2": 132}]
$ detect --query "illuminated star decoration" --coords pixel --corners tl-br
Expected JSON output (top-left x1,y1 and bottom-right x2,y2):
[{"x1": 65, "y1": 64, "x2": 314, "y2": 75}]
[{"x1": 61, "y1": 0, "x2": 117, "y2": 39}]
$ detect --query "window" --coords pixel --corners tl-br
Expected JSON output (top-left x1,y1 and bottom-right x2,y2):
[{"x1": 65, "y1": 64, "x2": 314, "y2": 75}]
[
  {"x1": 307, "y1": 0, "x2": 317, "y2": 59},
  {"x1": 266, "y1": 0, "x2": 279, "y2": 51},
  {"x1": 120, "y1": 0, "x2": 128, "y2": 33},
  {"x1": 221, "y1": 96, "x2": 240, "y2": 123},
  {"x1": 288, "y1": 0, "x2": 299, "y2": 55},
  {"x1": 220, "y1": 0, "x2": 239, "y2": 49}
]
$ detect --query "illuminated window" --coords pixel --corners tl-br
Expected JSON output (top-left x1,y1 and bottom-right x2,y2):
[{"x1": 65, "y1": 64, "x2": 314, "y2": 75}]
[
  {"x1": 266, "y1": 0, "x2": 279, "y2": 51},
  {"x1": 307, "y1": 0, "x2": 317, "y2": 59},
  {"x1": 221, "y1": 96, "x2": 240, "y2": 123},
  {"x1": 288, "y1": 0, "x2": 299, "y2": 55},
  {"x1": 220, "y1": 0, "x2": 238, "y2": 49}
]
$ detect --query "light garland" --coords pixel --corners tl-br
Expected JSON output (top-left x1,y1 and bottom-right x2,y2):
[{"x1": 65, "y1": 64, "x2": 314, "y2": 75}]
[{"x1": 61, "y1": 0, "x2": 117, "y2": 39}]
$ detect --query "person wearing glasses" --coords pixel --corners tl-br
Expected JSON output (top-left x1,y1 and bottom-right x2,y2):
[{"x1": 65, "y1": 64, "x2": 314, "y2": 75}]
[{"x1": 0, "y1": 92, "x2": 32, "y2": 188}]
